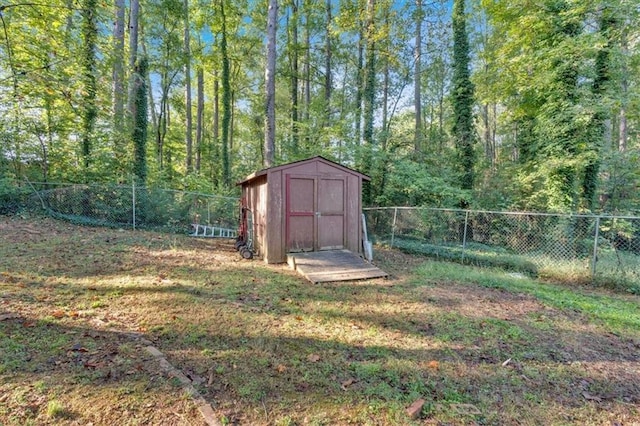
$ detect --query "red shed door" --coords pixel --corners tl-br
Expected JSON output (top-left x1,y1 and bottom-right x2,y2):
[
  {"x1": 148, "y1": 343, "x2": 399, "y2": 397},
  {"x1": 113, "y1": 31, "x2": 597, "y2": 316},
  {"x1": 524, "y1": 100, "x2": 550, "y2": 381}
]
[
  {"x1": 286, "y1": 175, "x2": 316, "y2": 252},
  {"x1": 286, "y1": 175, "x2": 346, "y2": 252},
  {"x1": 317, "y1": 176, "x2": 346, "y2": 250}
]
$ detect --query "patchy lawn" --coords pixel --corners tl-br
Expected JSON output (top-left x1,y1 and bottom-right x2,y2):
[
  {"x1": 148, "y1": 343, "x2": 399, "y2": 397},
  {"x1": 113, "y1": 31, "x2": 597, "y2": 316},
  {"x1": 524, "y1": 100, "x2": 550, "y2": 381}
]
[{"x1": 1, "y1": 215, "x2": 639, "y2": 425}]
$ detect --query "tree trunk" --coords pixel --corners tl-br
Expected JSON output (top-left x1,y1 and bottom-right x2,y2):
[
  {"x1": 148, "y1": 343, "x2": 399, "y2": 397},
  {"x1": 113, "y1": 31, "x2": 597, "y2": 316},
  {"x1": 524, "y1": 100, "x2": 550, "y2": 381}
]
[
  {"x1": 220, "y1": 1, "x2": 232, "y2": 184},
  {"x1": 184, "y1": 0, "x2": 193, "y2": 173},
  {"x1": 81, "y1": 0, "x2": 98, "y2": 177},
  {"x1": 451, "y1": 0, "x2": 476, "y2": 192},
  {"x1": 113, "y1": 0, "x2": 126, "y2": 169},
  {"x1": 289, "y1": 0, "x2": 299, "y2": 155},
  {"x1": 362, "y1": 0, "x2": 376, "y2": 204},
  {"x1": 324, "y1": 0, "x2": 332, "y2": 124},
  {"x1": 132, "y1": 57, "x2": 148, "y2": 184},
  {"x1": 196, "y1": 67, "x2": 204, "y2": 172},
  {"x1": 414, "y1": 0, "x2": 422, "y2": 154},
  {"x1": 127, "y1": 0, "x2": 140, "y2": 117},
  {"x1": 354, "y1": 25, "x2": 364, "y2": 146},
  {"x1": 303, "y1": 5, "x2": 311, "y2": 145},
  {"x1": 264, "y1": 0, "x2": 278, "y2": 167}
]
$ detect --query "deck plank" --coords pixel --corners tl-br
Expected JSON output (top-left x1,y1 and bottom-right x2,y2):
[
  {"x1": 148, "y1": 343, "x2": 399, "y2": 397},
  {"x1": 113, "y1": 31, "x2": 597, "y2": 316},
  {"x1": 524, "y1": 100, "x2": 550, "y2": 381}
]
[{"x1": 288, "y1": 250, "x2": 387, "y2": 283}]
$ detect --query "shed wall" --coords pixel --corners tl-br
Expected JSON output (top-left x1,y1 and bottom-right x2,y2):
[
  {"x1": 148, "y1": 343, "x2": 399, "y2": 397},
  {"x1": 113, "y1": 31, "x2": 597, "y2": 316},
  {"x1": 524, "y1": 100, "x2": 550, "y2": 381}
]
[{"x1": 243, "y1": 175, "x2": 268, "y2": 260}]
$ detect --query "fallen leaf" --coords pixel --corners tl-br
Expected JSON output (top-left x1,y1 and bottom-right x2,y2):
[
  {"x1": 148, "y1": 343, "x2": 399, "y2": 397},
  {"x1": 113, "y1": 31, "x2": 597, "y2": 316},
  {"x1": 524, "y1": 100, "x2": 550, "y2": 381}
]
[
  {"x1": 68, "y1": 311, "x2": 79, "y2": 318},
  {"x1": 295, "y1": 316, "x2": 303, "y2": 321},
  {"x1": 23, "y1": 321, "x2": 36, "y2": 328},
  {"x1": 307, "y1": 354, "x2": 321, "y2": 363},
  {"x1": 582, "y1": 392, "x2": 602, "y2": 402},
  {"x1": 52, "y1": 310, "x2": 65, "y2": 319},
  {"x1": 406, "y1": 398, "x2": 425, "y2": 420},
  {"x1": 341, "y1": 378, "x2": 355, "y2": 390},
  {"x1": 276, "y1": 364, "x2": 287, "y2": 373},
  {"x1": 427, "y1": 360, "x2": 439, "y2": 369}
]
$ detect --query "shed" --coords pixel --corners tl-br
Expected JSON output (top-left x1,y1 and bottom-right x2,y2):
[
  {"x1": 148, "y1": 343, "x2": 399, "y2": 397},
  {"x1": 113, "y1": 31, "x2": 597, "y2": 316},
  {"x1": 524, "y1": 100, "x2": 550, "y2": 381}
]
[{"x1": 237, "y1": 156, "x2": 370, "y2": 264}]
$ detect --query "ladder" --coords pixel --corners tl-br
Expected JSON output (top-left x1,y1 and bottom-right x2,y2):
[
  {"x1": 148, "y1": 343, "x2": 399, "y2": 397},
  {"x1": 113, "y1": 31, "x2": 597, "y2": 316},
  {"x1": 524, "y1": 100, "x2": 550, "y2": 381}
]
[{"x1": 190, "y1": 224, "x2": 237, "y2": 238}]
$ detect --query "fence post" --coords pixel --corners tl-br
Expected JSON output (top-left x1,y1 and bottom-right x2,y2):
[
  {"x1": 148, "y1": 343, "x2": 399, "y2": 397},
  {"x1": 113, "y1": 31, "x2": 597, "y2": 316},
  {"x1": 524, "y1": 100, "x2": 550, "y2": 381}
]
[
  {"x1": 390, "y1": 207, "x2": 398, "y2": 248},
  {"x1": 132, "y1": 179, "x2": 136, "y2": 230},
  {"x1": 461, "y1": 211, "x2": 469, "y2": 262},
  {"x1": 591, "y1": 216, "x2": 600, "y2": 279}
]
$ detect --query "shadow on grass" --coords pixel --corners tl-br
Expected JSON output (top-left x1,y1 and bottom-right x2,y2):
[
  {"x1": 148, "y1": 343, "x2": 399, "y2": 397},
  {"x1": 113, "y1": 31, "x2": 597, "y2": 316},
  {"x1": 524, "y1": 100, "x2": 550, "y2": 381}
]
[{"x1": 0, "y1": 314, "x2": 198, "y2": 425}]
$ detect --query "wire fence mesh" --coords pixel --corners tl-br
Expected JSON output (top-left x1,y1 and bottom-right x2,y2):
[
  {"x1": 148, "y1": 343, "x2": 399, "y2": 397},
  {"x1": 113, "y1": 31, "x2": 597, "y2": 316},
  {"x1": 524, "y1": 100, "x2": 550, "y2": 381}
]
[
  {"x1": 4, "y1": 180, "x2": 638, "y2": 287},
  {"x1": 21, "y1": 182, "x2": 239, "y2": 234},
  {"x1": 364, "y1": 207, "x2": 640, "y2": 286}
]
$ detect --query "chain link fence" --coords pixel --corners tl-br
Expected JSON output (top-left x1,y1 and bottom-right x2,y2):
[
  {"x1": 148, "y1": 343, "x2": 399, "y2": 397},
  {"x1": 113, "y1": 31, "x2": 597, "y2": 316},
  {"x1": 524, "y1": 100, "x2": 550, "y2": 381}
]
[
  {"x1": 365, "y1": 207, "x2": 640, "y2": 288},
  {"x1": 21, "y1": 182, "x2": 239, "y2": 234}
]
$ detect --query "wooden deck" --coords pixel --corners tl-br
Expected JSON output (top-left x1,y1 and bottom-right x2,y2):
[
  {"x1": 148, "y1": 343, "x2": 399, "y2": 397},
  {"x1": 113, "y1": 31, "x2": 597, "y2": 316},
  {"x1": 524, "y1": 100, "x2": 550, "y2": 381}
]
[{"x1": 287, "y1": 249, "x2": 387, "y2": 283}]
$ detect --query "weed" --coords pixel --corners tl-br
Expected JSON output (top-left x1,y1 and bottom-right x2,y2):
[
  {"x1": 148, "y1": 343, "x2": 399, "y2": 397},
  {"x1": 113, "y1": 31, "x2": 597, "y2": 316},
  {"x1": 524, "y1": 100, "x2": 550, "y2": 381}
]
[{"x1": 46, "y1": 400, "x2": 66, "y2": 419}]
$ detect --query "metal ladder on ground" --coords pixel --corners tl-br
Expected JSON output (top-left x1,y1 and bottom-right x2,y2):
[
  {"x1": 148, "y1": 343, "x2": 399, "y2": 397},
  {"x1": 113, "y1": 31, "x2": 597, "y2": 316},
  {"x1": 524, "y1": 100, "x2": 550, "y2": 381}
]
[{"x1": 190, "y1": 224, "x2": 237, "y2": 238}]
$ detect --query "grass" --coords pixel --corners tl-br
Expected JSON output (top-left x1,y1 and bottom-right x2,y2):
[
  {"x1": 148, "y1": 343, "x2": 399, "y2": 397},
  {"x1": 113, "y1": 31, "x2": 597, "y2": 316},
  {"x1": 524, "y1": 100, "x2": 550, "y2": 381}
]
[{"x1": 1, "y1": 214, "x2": 639, "y2": 425}]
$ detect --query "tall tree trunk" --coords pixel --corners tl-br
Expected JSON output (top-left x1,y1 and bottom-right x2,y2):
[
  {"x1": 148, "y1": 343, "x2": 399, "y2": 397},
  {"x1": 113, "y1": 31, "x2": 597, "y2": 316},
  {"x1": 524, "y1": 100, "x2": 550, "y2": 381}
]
[
  {"x1": 414, "y1": 0, "x2": 422, "y2": 154},
  {"x1": 264, "y1": 0, "x2": 278, "y2": 167},
  {"x1": 81, "y1": 0, "x2": 98, "y2": 177},
  {"x1": 113, "y1": 0, "x2": 126, "y2": 172},
  {"x1": 303, "y1": 6, "x2": 311, "y2": 145},
  {"x1": 184, "y1": 0, "x2": 193, "y2": 173},
  {"x1": 618, "y1": 31, "x2": 628, "y2": 153},
  {"x1": 220, "y1": 1, "x2": 232, "y2": 183},
  {"x1": 451, "y1": 0, "x2": 476, "y2": 192},
  {"x1": 362, "y1": 0, "x2": 376, "y2": 204},
  {"x1": 127, "y1": 0, "x2": 140, "y2": 117},
  {"x1": 212, "y1": 70, "x2": 220, "y2": 185},
  {"x1": 132, "y1": 57, "x2": 148, "y2": 184},
  {"x1": 289, "y1": 0, "x2": 299, "y2": 155},
  {"x1": 354, "y1": 25, "x2": 364, "y2": 145},
  {"x1": 196, "y1": 67, "x2": 204, "y2": 172},
  {"x1": 324, "y1": 0, "x2": 332, "y2": 124}
]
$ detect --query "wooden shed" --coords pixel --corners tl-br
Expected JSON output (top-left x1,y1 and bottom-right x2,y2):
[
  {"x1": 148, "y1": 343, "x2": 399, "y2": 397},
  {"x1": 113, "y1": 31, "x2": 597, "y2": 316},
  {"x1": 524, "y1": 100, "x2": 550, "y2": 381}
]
[{"x1": 237, "y1": 156, "x2": 370, "y2": 264}]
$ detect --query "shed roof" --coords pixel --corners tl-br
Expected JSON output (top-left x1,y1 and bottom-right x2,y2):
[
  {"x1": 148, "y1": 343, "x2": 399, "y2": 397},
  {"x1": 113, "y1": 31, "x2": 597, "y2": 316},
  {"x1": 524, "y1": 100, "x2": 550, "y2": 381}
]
[{"x1": 237, "y1": 156, "x2": 371, "y2": 186}]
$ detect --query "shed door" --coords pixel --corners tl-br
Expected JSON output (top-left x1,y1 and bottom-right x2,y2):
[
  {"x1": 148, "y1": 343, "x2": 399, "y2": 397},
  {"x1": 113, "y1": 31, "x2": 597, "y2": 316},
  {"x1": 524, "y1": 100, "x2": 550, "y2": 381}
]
[
  {"x1": 286, "y1": 175, "x2": 346, "y2": 252},
  {"x1": 317, "y1": 177, "x2": 346, "y2": 250},
  {"x1": 286, "y1": 175, "x2": 316, "y2": 252}
]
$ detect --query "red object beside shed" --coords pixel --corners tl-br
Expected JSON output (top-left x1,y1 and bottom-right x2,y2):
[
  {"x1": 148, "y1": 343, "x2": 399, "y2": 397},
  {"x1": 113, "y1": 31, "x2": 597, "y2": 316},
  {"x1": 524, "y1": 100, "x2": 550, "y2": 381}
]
[{"x1": 237, "y1": 156, "x2": 370, "y2": 264}]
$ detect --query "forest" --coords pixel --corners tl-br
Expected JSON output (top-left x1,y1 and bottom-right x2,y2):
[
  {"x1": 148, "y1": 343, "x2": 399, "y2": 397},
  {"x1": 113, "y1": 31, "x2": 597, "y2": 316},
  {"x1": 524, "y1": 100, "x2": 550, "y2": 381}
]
[{"x1": 0, "y1": 0, "x2": 638, "y2": 214}]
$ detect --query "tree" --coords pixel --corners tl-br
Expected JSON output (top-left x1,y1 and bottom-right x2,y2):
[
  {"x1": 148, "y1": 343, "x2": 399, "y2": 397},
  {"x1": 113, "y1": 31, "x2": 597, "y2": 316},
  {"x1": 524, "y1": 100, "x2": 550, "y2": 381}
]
[
  {"x1": 127, "y1": 0, "x2": 140, "y2": 117},
  {"x1": 183, "y1": 0, "x2": 193, "y2": 173},
  {"x1": 414, "y1": 0, "x2": 423, "y2": 153},
  {"x1": 112, "y1": 0, "x2": 126, "y2": 173},
  {"x1": 81, "y1": 0, "x2": 98, "y2": 177},
  {"x1": 264, "y1": 0, "x2": 277, "y2": 167},
  {"x1": 220, "y1": 0, "x2": 232, "y2": 183},
  {"x1": 132, "y1": 56, "x2": 149, "y2": 183},
  {"x1": 451, "y1": 0, "x2": 476, "y2": 193}
]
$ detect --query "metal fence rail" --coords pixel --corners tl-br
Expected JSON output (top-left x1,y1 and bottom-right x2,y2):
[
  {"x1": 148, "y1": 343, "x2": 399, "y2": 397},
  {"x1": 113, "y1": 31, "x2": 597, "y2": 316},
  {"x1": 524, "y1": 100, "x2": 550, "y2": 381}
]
[
  {"x1": 22, "y1": 182, "x2": 239, "y2": 234},
  {"x1": 364, "y1": 207, "x2": 640, "y2": 286}
]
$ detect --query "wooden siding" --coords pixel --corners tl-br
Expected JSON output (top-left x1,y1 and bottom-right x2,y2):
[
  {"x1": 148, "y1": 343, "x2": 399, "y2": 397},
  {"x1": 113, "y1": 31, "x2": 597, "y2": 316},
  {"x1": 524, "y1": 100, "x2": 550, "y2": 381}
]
[{"x1": 240, "y1": 157, "x2": 369, "y2": 264}]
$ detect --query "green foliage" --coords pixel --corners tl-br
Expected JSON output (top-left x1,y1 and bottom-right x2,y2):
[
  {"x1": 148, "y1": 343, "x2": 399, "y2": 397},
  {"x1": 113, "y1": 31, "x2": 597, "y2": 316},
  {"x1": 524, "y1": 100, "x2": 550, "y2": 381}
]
[
  {"x1": 451, "y1": 0, "x2": 476, "y2": 192},
  {"x1": 133, "y1": 56, "x2": 149, "y2": 184},
  {"x1": 376, "y1": 159, "x2": 469, "y2": 208},
  {"x1": 0, "y1": 176, "x2": 28, "y2": 214}
]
